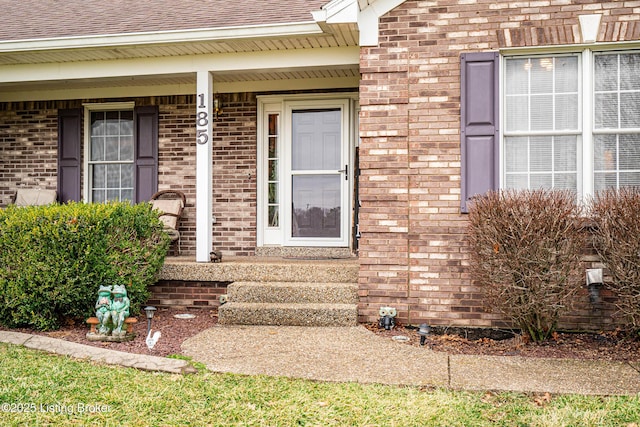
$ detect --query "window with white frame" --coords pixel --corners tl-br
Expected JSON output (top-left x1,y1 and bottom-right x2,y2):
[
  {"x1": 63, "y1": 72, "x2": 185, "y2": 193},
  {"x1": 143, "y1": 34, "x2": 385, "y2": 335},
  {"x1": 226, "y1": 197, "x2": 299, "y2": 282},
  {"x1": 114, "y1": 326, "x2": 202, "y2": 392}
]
[
  {"x1": 503, "y1": 50, "x2": 640, "y2": 198},
  {"x1": 593, "y1": 52, "x2": 640, "y2": 191},
  {"x1": 87, "y1": 109, "x2": 134, "y2": 202}
]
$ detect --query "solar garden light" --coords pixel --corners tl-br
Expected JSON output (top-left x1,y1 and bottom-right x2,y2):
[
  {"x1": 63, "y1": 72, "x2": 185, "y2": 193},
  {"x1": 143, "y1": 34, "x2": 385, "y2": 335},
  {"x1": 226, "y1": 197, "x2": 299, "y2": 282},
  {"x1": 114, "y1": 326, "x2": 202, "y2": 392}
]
[
  {"x1": 144, "y1": 306, "x2": 157, "y2": 334},
  {"x1": 378, "y1": 306, "x2": 397, "y2": 330},
  {"x1": 418, "y1": 323, "x2": 431, "y2": 346}
]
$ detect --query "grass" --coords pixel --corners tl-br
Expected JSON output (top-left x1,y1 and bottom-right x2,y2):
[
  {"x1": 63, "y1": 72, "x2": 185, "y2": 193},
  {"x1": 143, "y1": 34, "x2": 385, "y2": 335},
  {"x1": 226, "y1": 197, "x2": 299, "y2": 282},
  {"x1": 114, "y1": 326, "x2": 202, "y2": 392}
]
[{"x1": 0, "y1": 344, "x2": 639, "y2": 426}]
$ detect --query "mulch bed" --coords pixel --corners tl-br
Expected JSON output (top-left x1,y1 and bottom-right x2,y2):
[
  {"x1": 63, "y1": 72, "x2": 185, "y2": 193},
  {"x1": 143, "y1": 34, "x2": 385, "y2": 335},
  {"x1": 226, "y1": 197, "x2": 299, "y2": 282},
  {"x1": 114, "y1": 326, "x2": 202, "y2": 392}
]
[
  {"x1": 0, "y1": 307, "x2": 218, "y2": 358},
  {"x1": 367, "y1": 323, "x2": 640, "y2": 362},
  {"x1": 2, "y1": 307, "x2": 639, "y2": 362}
]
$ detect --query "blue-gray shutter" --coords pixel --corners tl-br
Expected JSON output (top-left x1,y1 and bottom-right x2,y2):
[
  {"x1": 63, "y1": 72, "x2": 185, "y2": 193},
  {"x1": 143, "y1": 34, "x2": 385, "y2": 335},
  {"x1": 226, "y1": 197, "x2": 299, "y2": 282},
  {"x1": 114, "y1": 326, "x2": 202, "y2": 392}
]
[
  {"x1": 58, "y1": 108, "x2": 82, "y2": 202},
  {"x1": 460, "y1": 51, "x2": 499, "y2": 213},
  {"x1": 134, "y1": 105, "x2": 158, "y2": 203}
]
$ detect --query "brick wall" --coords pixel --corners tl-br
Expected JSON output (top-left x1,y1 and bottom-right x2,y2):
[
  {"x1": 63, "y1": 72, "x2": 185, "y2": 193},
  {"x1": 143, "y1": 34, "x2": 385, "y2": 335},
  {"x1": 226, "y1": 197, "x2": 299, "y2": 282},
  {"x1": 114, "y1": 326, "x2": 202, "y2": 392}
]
[
  {"x1": 158, "y1": 98, "x2": 197, "y2": 256},
  {"x1": 212, "y1": 93, "x2": 258, "y2": 256},
  {"x1": 0, "y1": 108, "x2": 58, "y2": 205},
  {"x1": 358, "y1": 0, "x2": 637, "y2": 330},
  {"x1": 0, "y1": 94, "x2": 259, "y2": 256}
]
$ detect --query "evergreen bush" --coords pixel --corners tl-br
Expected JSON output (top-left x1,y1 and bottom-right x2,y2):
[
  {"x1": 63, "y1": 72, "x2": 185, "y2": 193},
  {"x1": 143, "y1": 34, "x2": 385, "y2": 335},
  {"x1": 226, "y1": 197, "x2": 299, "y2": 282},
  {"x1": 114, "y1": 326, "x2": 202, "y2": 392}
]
[{"x1": 0, "y1": 202, "x2": 170, "y2": 330}]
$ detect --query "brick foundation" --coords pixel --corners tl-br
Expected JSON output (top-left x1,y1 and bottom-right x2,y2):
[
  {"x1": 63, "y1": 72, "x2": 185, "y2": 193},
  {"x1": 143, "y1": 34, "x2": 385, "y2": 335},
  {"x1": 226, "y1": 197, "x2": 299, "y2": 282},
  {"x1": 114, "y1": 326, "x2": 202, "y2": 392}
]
[{"x1": 147, "y1": 280, "x2": 231, "y2": 309}]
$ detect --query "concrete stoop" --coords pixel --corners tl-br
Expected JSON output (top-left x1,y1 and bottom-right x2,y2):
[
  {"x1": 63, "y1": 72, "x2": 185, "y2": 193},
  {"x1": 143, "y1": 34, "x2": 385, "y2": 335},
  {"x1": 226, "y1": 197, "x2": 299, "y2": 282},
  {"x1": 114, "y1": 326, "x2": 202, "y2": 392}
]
[{"x1": 218, "y1": 281, "x2": 358, "y2": 326}]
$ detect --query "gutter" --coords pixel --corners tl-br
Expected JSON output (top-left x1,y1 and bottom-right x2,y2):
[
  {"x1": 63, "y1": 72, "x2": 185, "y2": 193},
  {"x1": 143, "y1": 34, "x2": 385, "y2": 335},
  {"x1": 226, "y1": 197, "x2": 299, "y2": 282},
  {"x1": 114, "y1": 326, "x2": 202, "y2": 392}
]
[{"x1": 0, "y1": 21, "x2": 324, "y2": 53}]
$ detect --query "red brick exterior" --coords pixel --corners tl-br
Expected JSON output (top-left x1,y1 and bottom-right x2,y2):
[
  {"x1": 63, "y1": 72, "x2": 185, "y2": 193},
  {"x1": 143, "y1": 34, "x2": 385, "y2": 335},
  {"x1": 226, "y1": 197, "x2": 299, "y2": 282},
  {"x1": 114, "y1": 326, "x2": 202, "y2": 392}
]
[
  {"x1": 0, "y1": 108, "x2": 58, "y2": 205},
  {"x1": 211, "y1": 93, "x2": 258, "y2": 256},
  {"x1": 357, "y1": 0, "x2": 638, "y2": 329},
  {"x1": 147, "y1": 280, "x2": 230, "y2": 309}
]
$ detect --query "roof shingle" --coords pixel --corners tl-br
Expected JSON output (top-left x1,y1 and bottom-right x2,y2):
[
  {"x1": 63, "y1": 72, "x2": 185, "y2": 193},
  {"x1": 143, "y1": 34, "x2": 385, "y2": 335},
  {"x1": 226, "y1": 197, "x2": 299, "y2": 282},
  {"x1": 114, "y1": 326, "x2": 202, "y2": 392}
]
[{"x1": 0, "y1": 0, "x2": 328, "y2": 42}]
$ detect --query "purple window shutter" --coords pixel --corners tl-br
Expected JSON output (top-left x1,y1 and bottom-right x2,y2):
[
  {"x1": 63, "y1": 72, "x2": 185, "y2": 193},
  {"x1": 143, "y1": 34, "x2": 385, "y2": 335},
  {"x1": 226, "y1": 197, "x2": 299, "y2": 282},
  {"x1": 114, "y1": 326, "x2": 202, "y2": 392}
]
[
  {"x1": 460, "y1": 51, "x2": 499, "y2": 213},
  {"x1": 134, "y1": 105, "x2": 159, "y2": 203},
  {"x1": 57, "y1": 109, "x2": 82, "y2": 202}
]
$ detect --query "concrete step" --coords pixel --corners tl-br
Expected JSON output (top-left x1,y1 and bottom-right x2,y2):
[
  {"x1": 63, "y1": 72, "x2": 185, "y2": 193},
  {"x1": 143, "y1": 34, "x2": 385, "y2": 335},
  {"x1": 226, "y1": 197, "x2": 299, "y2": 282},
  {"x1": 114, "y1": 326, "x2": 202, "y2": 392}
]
[
  {"x1": 218, "y1": 302, "x2": 358, "y2": 326},
  {"x1": 227, "y1": 282, "x2": 358, "y2": 304},
  {"x1": 161, "y1": 257, "x2": 359, "y2": 283}
]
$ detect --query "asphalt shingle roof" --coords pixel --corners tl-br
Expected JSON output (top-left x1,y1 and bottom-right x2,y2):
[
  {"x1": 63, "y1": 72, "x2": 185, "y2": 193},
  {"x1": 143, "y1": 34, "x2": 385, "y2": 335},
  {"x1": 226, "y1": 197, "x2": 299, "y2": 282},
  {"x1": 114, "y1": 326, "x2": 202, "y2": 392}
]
[{"x1": 0, "y1": 0, "x2": 328, "y2": 42}]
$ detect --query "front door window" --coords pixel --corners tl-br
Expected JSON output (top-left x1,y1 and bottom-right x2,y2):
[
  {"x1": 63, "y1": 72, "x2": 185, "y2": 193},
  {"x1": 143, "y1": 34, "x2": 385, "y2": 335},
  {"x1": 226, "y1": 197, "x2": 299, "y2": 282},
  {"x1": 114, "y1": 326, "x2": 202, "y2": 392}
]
[{"x1": 291, "y1": 109, "x2": 342, "y2": 238}]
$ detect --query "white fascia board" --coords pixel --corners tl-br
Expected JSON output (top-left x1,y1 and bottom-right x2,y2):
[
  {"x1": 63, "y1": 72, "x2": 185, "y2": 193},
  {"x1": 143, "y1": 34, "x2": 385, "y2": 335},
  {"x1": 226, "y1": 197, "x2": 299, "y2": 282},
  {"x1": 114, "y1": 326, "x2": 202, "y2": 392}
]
[
  {"x1": 358, "y1": 0, "x2": 406, "y2": 46},
  {"x1": 0, "y1": 22, "x2": 322, "y2": 53},
  {"x1": 315, "y1": 0, "x2": 358, "y2": 24},
  {"x1": 0, "y1": 46, "x2": 359, "y2": 84}
]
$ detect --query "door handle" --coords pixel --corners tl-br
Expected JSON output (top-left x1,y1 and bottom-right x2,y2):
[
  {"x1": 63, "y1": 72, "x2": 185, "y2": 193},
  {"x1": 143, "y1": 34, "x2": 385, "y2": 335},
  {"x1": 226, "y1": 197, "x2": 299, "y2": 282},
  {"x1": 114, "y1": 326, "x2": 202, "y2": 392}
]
[{"x1": 338, "y1": 165, "x2": 348, "y2": 180}]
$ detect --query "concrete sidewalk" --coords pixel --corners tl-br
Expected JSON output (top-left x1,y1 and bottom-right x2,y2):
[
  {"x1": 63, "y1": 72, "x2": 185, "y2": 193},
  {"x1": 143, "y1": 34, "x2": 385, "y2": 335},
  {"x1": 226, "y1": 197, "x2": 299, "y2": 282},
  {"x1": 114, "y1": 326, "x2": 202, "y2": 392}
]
[
  {"x1": 1, "y1": 326, "x2": 639, "y2": 395},
  {"x1": 181, "y1": 325, "x2": 640, "y2": 396}
]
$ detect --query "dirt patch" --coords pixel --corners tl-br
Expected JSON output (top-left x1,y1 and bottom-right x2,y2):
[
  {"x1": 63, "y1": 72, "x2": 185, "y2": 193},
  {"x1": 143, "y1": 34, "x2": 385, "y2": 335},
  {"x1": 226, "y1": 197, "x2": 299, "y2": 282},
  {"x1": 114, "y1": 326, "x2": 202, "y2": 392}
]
[{"x1": 2, "y1": 309, "x2": 639, "y2": 362}]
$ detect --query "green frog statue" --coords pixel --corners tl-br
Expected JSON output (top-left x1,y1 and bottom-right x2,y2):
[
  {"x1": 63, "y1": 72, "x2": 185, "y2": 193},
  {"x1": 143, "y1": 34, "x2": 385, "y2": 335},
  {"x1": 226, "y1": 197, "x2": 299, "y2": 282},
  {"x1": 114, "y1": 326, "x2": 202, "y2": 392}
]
[
  {"x1": 110, "y1": 284, "x2": 130, "y2": 336},
  {"x1": 92, "y1": 284, "x2": 132, "y2": 339}
]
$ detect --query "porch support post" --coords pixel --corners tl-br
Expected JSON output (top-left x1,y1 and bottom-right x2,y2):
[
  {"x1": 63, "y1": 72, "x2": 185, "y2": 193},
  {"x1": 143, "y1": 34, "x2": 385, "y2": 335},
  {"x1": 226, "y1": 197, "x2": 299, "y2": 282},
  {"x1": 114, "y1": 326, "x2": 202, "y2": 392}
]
[{"x1": 195, "y1": 70, "x2": 213, "y2": 262}]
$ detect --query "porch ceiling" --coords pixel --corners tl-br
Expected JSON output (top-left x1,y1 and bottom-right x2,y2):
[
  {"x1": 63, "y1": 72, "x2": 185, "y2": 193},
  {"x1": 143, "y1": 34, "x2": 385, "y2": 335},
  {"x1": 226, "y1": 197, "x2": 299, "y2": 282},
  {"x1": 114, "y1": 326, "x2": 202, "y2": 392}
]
[{"x1": 0, "y1": 64, "x2": 360, "y2": 100}]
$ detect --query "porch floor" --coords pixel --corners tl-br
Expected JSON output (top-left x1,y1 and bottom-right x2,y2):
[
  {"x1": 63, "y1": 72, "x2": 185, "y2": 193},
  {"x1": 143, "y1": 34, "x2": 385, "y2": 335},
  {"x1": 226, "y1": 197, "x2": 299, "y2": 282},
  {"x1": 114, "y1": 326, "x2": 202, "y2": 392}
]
[{"x1": 159, "y1": 255, "x2": 359, "y2": 284}]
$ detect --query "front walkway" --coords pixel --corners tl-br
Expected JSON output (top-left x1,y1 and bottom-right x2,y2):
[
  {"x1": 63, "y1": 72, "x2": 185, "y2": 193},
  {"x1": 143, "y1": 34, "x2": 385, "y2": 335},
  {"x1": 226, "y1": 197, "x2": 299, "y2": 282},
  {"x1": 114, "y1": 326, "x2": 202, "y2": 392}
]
[
  {"x1": 181, "y1": 325, "x2": 640, "y2": 395},
  {"x1": 2, "y1": 326, "x2": 636, "y2": 395}
]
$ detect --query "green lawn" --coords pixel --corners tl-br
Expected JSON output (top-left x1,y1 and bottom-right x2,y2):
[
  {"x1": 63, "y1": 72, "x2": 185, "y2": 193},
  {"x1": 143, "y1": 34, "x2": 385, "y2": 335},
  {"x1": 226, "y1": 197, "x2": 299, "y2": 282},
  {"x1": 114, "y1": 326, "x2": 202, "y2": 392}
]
[{"x1": 0, "y1": 344, "x2": 638, "y2": 426}]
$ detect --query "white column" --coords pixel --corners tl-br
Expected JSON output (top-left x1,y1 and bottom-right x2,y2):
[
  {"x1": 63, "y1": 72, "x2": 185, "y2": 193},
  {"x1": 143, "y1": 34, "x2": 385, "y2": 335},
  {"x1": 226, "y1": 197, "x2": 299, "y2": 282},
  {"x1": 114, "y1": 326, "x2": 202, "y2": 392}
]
[{"x1": 195, "y1": 71, "x2": 213, "y2": 262}]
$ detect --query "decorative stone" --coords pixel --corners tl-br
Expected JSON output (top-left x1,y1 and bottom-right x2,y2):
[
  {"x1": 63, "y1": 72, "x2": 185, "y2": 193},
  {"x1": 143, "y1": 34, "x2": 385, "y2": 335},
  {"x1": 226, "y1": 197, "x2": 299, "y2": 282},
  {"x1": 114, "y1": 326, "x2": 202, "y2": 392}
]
[{"x1": 174, "y1": 313, "x2": 196, "y2": 319}]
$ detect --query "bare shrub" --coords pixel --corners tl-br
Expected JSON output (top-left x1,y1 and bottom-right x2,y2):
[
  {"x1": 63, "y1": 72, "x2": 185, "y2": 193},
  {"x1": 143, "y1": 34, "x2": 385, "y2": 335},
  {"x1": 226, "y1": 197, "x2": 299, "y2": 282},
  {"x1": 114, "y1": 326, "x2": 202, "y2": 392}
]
[
  {"x1": 467, "y1": 190, "x2": 587, "y2": 342},
  {"x1": 591, "y1": 188, "x2": 640, "y2": 330}
]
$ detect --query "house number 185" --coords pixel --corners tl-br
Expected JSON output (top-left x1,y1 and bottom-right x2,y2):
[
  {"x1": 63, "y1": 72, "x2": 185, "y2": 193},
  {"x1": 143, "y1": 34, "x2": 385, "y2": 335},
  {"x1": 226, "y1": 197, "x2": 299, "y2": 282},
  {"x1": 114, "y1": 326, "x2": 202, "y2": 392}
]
[{"x1": 196, "y1": 93, "x2": 209, "y2": 145}]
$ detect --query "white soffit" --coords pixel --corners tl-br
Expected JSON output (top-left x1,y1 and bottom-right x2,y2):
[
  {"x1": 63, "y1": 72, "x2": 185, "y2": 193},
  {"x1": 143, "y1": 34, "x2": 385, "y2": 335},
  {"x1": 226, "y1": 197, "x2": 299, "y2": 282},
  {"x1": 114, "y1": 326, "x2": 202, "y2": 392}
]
[{"x1": 0, "y1": 46, "x2": 358, "y2": 83}]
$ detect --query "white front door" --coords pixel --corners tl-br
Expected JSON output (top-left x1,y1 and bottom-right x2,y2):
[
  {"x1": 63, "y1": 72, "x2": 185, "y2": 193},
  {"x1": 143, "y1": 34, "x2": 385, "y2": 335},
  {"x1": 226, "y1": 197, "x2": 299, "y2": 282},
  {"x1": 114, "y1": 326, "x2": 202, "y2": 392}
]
[{"x1": 258, "y1": 96, "x2": 353, "y2": 248}]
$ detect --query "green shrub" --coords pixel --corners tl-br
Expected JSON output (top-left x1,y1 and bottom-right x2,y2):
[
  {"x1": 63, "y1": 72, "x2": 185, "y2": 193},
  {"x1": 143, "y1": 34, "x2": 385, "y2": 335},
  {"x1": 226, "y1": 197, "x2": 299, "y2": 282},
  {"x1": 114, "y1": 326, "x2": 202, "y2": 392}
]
[
  {"x1": 591, "y1": 188, "x2": 640, "y2": 331},
  {"x1": 0, "y1": 202, "x2": 170, "y2": 330},
  {"x1": 467, "y1": 190, "x2": 587, "y2": 342}
]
